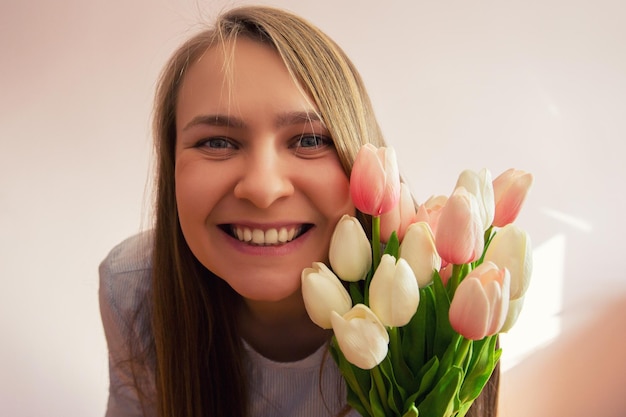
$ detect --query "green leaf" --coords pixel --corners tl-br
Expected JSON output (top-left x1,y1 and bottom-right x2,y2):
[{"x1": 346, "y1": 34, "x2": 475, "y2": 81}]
[
  {"x1": 434, "y1": 334, "x2": 462, "y2": 382},
  {"x1": 383, "y1": 231, "x2": 400, "y2": 258},
  {"x1": 369, "y1": 367, "x2": 390, "y2": 417},
  {"x1": 377, "y1": 359, "x2": 403, "y2": 415},
  {"x1": 402, "y1": 285, "x2": 434, "y2": 373},
  {"x1": 329, "y1": 339, "x2": 373, "y2": 417},
  {"x1": 432, "y1": 271, "x2": 456, "y2": 357},
  {"x1": 388, "y1": 327, "x2": 416, "y2": 394},
  {"x1": 459, "y1": 335, "x2": 501, "y2": 403},
  {"x1": 416, "y1": 366, "x2": 463, "y2": 417},
  {"x1": 349, "y1": 281, "x2": 365, "y2": 305},
  {"x1": 404, "y1": 356, "x2": 439, "y2": 408}
]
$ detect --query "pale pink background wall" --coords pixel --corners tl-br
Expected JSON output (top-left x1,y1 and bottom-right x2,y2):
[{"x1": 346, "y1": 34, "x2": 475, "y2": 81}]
[{"x1": 1, "y1": 1, "x2": 625, "y2": 416}]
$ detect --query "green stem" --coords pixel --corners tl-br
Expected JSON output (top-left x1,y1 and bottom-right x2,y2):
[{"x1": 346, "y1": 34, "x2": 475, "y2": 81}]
[
  {"x1": 454, "y1": 336, "x2": 472, "y2": 370},
  {"x1": 372, "y1": 215, "x2": 381, "y2": 271},
  {"x1": 372, "y1": 365, "x2": 392, "y2": 417},
  {"x1": 447, "y1": 264, "x2": 464, "y2": 297},
  {"x1": 365, "y1": 216, "x2": 381, "y2": 307},
  {"x1": 477, "y1": 226, "x2": 494, "y2": 265}
]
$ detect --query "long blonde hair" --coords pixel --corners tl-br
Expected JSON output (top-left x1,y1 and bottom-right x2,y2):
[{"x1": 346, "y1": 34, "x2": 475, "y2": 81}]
[{"x1": 146, "y1": 5, "x2": 497, "y2": 417}]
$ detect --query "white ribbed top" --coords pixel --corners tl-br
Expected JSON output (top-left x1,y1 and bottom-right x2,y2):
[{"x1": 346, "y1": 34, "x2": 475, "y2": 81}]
[{"x1": 244, "y1": 340, "x2": 359, "y2": 417}]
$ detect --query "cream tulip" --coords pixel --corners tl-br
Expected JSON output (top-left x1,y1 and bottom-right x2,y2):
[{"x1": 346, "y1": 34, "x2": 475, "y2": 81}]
[
  {"x1": 500, "y1": 295, "x2": 525, "y2": 332},
  {"x1": 399, "y1": 222, "x2": 442, "y2": 287},
  {"x1": 302, "y1": 262, "x2": 352, "y2": 329},
  {"x1": 455, "y1": 168, "x2": 495, "y2": 231},
  {"x1": 369, "y1": 255, "x2": 420, "y2": 327},
  {"x1": 330, "y1": 304, "x2": 389, "y2": 369},
  {"x1": 483, "y1": 224, "x2": 532, "y2": 300},
  {"x1": 329, "y1": 215, "x2": 372, "y2": 282}
]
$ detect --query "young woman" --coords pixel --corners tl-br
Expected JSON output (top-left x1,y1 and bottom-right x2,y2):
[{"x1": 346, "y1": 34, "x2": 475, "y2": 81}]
[{"x1": 99, "y1": 5, "x2": 499, "y2": 417}]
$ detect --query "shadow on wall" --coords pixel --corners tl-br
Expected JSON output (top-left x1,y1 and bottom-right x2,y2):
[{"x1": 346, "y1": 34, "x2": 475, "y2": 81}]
[{"x1": 500, "y1": 293, "x2": 626, "y2": 417}]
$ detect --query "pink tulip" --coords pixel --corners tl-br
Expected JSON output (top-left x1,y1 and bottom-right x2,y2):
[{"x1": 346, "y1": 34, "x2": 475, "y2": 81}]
[
  {"x1": 492, "y1": 169, "x2": 534, "y2": 227},
  {"x1": 435, "y1": 187, "x2": 484, "y2": 265},
  {"x1": 414, "y1": 195, "x2": 447, "y2": 237},
  {"x1": 449, "y1": 262, "x2": 510, "y2": 340},
  {"x1": 380, "y1": 183, "x2": 417, "y2": 242},
  {"x1": 350, "y1": 144, "x2": 401, "y2": 216}
]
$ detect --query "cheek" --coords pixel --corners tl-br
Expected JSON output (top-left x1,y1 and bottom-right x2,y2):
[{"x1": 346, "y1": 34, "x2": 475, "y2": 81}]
[
  {"x1": 312, "y1": 163, "x2": 355, "y2": 219},
  {"x1": 175, "y1": 164, "x2": 207, "y2": 224},
  {"x1": 174, "y1": 160, "x2": 230, "y2": 233}
]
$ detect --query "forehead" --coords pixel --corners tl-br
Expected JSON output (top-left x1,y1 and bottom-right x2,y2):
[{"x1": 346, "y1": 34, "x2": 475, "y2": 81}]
[{"x1": 176, "y1": 37, "x2": 315, "y2": 120}]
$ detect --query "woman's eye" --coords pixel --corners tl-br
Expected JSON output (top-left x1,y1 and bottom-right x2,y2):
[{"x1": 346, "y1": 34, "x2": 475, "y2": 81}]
[
  {"x1": 295, "y1": 134, "x2": 332, "y2": 149},
  {"x1": 196, "y1": 137, "x2": 236, "y2": 150}
]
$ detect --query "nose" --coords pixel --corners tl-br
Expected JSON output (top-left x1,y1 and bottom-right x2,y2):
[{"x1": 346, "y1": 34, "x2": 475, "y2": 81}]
[{"x1": 233, "y1": 148, "x2": 295, "y2": 209}]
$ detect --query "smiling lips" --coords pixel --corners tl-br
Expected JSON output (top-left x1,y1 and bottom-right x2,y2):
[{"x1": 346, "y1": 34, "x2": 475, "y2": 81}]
[{"x1": 228, "y1": 224, "x2": 312, "y2": 246}]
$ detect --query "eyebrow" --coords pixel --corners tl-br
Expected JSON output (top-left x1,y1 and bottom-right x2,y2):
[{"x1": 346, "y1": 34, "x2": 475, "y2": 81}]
[{"x1": 181, "y1": 111, "x2": 324, "y2": 131}]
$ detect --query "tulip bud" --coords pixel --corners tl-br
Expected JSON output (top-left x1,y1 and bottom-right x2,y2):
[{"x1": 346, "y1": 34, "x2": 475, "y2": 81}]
[
  {"x1": 329, "y1": 215, "x2": 372, "y2": 282},
  {"x1": 449, "y1": 262, "x2": 510, "y2": 340},
  {"x1": 380, "y1": 183, "x2": 417, "y2": 242},
  {"x1": 492, "y1": 169, "x2": 534, "y2": 227},
  {"x1": 302, "y1": 262, "x2": 352, "y2": 329},
  {"x1": 483, "y1": 224, "x2": 532, "y2": 300},
  {"x1": 399, "y1": 222, "x2": 441, "y2": 287},
  {"x1": 435, "y1": 187, "x2": 484, "y2": 265},
  {"x1": 350, "y1": 144, "x2": 401, "y2": 216},
  {"x1": 369, "y1": 255, "x2": 420, "y2": 327},
  {"x1": 330, "y1": 304, "x2": 389, "y2": 369},
  {"x1": 455, "y1": 168, "x2": 495, "y2": 231}
]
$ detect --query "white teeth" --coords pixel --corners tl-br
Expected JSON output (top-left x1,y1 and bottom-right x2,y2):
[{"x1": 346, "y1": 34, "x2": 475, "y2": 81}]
[
  {"x1": 278, "y1": 228, "x2": 289, "y2": 242},
  {"x1": 252, "y1": 229, "x2": 265, "y2": 244},
  {"x1": 265, "y1": 229, "x2": 278, "y2": 244},
  {"x1": 232, "y1": 226, "x2": 301, "y2": 245}
]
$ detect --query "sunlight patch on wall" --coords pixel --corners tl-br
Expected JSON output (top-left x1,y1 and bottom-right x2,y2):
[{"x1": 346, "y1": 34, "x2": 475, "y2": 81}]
[
  {"x1": 542, "y1": 208, "x2": 593, "y2": 232},
  {"x1": 500, "y1": 233, "x2": 565, "y2": 371}
]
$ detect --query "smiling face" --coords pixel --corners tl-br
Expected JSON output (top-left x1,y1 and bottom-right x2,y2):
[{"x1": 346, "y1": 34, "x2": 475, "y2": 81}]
[{"x1": 174, "y1": 37, "x2": 355, "y2": 302}]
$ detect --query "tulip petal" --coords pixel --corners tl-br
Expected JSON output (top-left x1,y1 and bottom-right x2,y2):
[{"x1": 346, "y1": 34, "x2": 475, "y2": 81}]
[
  {"x1": 500, "y1": 295, "x2": 525, "y2": 332},
  {"x1": 484, "y1": 224, "x2": 532, "y2": 299},
  {"x1": 435, "y1": 187, "x2": 484, "y2": 264},
  {"x1": 331, "y1": 305, "x2": 389, "y2": 369},
  {"x1": 369, "y1": 255, "x2": 419, "y2": 327},
  {"x1": 301, "y1": 262, "x2": 352, "y2": 329},
  {"x1": 449, "y1": 277, "x2": 490, "y2": 340},
  {"x1": 399, "y1": 222, "x2": 441, "y2": 287},
  {"x1": 492, "y1": 169, "x2": 534, "y2": 227},
  {"x1": 329, "y1": 215, "x2": 372, "y2": 282}
]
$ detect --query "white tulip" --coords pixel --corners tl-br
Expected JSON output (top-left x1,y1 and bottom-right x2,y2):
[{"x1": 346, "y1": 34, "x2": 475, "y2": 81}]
[
  {"x1": 330, "y1": 304, "x2": 389, "y2": 369},
  {"x1": 301, "y1": 262, "x2": 352, "y2": 329},
  {"x1": 500, "y1": 295, "x2": 525, "y2": 332},
  {"x1": 399, "y1": 222, "x2": 442, "y2": 287},
  {"x1": 455, "y1": 168, "x2": 495, "y2": 231},
  {"x1": 329, "y1": 215, "x2": 372, "y2": 282},
  {"x1": 369, "y1": 255, "x2": 420, "y2": 327},
  {"x1": 483, "y1": 224, "x2": 532, "y2": 300}
]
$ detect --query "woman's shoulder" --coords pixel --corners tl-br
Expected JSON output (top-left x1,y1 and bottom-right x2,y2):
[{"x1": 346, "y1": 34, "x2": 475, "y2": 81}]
[
  {"x1": 99, "y1": 230, "x2": 154, "y2": 317},
  {"x1": 100, "y1": 230, "x2": 154, "y2": 276}
]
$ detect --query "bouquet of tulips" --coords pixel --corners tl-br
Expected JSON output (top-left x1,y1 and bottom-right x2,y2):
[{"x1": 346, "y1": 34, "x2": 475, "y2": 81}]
[{"x1": 301, "y1": 144, "x2": 533, "y2": 417}]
